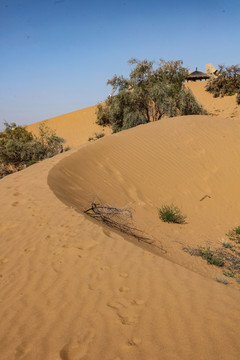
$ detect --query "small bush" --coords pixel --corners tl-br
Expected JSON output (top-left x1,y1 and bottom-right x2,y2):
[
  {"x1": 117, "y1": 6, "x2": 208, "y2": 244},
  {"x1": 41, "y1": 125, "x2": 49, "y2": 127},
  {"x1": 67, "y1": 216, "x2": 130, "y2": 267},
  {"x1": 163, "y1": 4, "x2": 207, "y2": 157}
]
[
  {"x1": 95, "y1": 132, "x2": 105, "y2": 139},
  {"x1": 222, "y1": 242, "x2": 233, "y2": 249},
  {"x1": 236, "y1": 91, "x2": 240, "y2": 105},
  {"x1": 205, "y1": 64, "x2": 240, "y2": 105},
  {"x1": 198, "y1": 247, "x2": 224, "y2": 266},
  {"x1": 227, "y1": 226, "x2": 240, "y2": 243},
  {"x1": 223, "y1": 269, "x2": 234, "y2": 278},
  {"x1": 216, "y1": 277, "x2": 229, "y2": 285},
  {"x1": 88, "y1": 133, "x2": 105, "y2": 142},
  {"x1": 0, "y1": 122, "x2": 64, "y2": 178},
  {"x1": 158, "y1": 204, "x2": 186, "y2": 224}
]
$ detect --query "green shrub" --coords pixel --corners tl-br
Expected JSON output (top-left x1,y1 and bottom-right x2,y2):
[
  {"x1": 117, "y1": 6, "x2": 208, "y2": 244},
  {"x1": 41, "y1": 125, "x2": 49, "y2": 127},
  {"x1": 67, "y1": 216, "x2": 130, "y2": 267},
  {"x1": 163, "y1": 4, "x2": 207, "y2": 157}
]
[
  {"x1": 227, "y1": 226, "x2": 240, "y2": 243},
  {"x1": 97, "y1": 59, "x2": 207, "y2": 133},
  {"x1": 198, "y1": 247, "x2": 224, "y2": 266},
  {"x1": 158, "y1": 204, "x2": 186, "y2": 224},
  {"x1": 95, "y1": 132, "x2": 105, "y2": 139},
  {"x1": 223, "y1": 269, "x2": 234, "y2": 278},
  {"x1": 0, "y1": 122, "x2": 64, "y2": 178},
  {"x1": 206, "y1": 64, "x2": 240, "y2": 105},
  {"x1": 216, "y1": 277, "x2": 229, "y2": 285},
  {"x1": 236, "y1": 91, "x2": 240, "y2": 105},
  {"x1": 222, "y1": 242, "x2": 233, "y2": 249}
]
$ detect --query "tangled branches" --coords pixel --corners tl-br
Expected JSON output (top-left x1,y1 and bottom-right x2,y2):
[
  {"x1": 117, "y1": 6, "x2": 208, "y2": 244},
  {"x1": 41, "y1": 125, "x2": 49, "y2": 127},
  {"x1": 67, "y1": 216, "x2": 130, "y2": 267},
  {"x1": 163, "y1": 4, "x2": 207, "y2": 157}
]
[{"x1": 84, "y1": 201, "x2": 154, "y2": 245}]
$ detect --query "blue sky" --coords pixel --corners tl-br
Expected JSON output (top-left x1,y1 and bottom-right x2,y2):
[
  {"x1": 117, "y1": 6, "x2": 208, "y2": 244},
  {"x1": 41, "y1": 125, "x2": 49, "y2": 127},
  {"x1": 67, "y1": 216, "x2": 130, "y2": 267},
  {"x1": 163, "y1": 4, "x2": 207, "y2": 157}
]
[{"x1": 0, "y1": 0, "x2": 240, "y2": 126}]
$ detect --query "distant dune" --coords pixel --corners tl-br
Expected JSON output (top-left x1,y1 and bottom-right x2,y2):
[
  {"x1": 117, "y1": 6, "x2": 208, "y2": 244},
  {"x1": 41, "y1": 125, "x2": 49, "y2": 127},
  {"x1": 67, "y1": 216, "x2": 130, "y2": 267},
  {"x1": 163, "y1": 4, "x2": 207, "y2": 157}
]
[
  {"x1": 186, "y1": 81, "x2": 240, "y2": 119},
  {"x1": 27, "y1": 105, "x2": 111, "y2": 148},
  {"x1": 1, "y1": 82, "x2": 240, "y2": 359}
]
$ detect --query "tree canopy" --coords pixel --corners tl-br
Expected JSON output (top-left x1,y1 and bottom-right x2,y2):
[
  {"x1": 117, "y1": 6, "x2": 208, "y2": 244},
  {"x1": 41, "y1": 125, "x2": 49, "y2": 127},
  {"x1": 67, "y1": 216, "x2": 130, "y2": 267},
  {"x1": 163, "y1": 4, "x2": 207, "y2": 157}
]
[
  {"x1": 97, "y1": 59, "x2": 207, "y2": 132},
  {"x1": 206, "y1": 64, "x2": 240, "y2": 103},
  {"x1": 0, "y1": 122, "x2": 65, "y2": 178}
]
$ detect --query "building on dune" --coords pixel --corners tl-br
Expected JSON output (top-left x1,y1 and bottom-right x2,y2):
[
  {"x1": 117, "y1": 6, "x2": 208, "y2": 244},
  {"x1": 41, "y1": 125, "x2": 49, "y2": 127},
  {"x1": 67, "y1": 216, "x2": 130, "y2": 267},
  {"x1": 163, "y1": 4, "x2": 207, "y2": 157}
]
[{"x1": 186, "y1": 68, "x2": 210, "y2": 82}]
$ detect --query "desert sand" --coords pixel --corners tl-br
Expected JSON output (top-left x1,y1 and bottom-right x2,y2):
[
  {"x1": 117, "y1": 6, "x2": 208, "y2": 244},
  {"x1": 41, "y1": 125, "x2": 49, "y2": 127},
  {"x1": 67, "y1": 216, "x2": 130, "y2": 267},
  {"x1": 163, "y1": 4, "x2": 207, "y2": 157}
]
[
  {"x1": 1, "y1": 81, "x2": 240, "y2": 360},
  {"x1": 27, "y1": 105, "x2": 111, "y2": 148}
]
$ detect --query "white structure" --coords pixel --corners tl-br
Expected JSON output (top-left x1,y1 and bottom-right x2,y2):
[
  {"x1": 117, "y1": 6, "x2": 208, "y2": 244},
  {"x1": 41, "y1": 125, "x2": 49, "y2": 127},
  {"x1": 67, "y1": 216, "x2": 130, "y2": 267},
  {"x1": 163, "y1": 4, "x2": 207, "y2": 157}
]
[{"x1": 205, "y1": 64, "x2": 218, "y2": 78}]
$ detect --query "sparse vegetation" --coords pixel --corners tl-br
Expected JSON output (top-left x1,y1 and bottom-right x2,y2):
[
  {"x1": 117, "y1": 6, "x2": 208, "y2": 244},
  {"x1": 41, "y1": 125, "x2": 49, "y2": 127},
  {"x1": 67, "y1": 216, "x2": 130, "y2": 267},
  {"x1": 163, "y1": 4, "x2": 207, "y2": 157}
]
[
  {"x1": 88, "y1": 132, "x2": 105, "y2": 142},
  {"x1": 158, "y1": 204, "x2": 186, "y2": 224},
  {"x1": 222, "y1": 242, "x2": 233, "y2": 249},
  {"x1": 227, "y1": 226, "x2": 240, "y2": 243},
  {"x1": 237, "y1": 91, "x2": 240, "y2": 105},
  {"x1": 184, "y1": 235, "x2": 240, "y2": 282},
  {"x1": 97, "y1": 59, "x2": 207, "y2": 133},
  {"x1": 198, "y1": 246, "x2": 224, "y2": 266},
  {"x1": 0, "y1": 122, "x2": 65, "y2": 178},
  {"x1": 95, "y1": 132, "x2": 105, "y2": 139},
  {"x1": 206, "y1": 64, "x2": 240, "y2": 104},
  {"x1": 216, "y1": 277, "x2": 229, "y2": 285},
  {"x1": 223, "y1": 269, "x2": 234, "y2": 278}
]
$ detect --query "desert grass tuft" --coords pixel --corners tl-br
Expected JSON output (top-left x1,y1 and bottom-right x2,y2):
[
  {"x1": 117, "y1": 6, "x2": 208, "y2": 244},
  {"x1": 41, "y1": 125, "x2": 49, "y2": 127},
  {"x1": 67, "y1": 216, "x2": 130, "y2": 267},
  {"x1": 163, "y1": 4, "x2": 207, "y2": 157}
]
[
  {"x1": 158, "y1": 204, "x2": 186, "y2": 224},
  {"x1": 216, "y1": 277, "x2": 229, "y2": 285}
]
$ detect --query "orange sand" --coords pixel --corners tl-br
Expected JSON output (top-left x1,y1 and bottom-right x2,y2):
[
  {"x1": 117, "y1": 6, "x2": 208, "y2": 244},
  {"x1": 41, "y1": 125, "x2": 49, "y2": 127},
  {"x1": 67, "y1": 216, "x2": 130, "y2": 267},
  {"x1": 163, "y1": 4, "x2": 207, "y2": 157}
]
[
  {"x1": 27, "y1": 105, "x2": 111, "y2": 148},
  {"x1": 0, "y1": 83, "x2": 240, "y2": 360},
  {"x1": 186, "y1": 81, "x2": 240, "y2": 119}
]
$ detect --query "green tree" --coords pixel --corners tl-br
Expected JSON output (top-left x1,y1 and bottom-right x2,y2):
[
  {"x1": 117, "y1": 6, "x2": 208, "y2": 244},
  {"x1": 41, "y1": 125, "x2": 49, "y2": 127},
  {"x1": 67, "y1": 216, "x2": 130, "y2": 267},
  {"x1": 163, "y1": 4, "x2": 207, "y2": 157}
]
[
  {"x1": 206, "y1": 64, "x2": 240, "y2": 100},
  {"x1": 0, "y1": 122, "x2": 64, "y2": 178},
  {"x1": 97, "y1": 59, "x2": 207, "y2": 132}
]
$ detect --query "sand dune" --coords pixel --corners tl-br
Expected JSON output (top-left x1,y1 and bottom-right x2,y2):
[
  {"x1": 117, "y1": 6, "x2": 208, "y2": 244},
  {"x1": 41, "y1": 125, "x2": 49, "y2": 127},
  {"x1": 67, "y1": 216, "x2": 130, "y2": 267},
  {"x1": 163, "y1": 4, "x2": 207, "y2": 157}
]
[
  {"x1": 27, "y1": 105, "x2": 111, "y2": 148},
  {"x1": 186, "y1": 81, "x2": 240, "y2": 120},
  {"x1": 1, "y1": 85, "x2": 240, "y2": 359},
  {"x1": 48, "y1": 115, "x2": 240, "y2": 282},
  {"x1": 0, "y1": 145, "x2": 240, "y2": 360}
]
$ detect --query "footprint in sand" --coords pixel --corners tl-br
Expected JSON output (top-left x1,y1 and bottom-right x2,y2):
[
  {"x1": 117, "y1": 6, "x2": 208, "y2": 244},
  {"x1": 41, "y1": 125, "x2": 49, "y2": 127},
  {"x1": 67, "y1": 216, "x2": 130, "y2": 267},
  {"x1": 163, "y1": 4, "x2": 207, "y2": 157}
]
[
  {"x1": 13, "y1": 192, "x2": 21, "y2": 197},
  {"x1": 0, "y1": 258, "x2": 8, "y2": 264},
  {"x1": 119, "y1": 273, "x2": 129, "y2": 279},
  {"x1": 60, "y1": 329, "x2": 95, "y2": 360},
  {"x1": 128, "y1": 337, "x2": 142, "y2": 346},
  {"x1": 11, "y1": 201, "x2": 19, "y2": 207},
  {"x1": 62, "y1": 239, "x2": 98, "y2": 251},
  {"x1": 15, "y1": 341, "x2": 32, "y2": 359},
  {"x1": 24, "y1": 247, "x2": 35, "y2": 254},
  {"x1": 88, "y1": 270, "x2": 103, "y2": 290},
  {"x1": 132, "y1": 299, "x2": 145, "y2": 305},
  {"x1": 107, "y1": 297, "x2": 139, "y2": 326},
  {"x1": 119, "y1": 286, "x2": 130, "y2": 293},
  {"x1": 88, "y1": 265, "x2": 110, "y2": 291}
]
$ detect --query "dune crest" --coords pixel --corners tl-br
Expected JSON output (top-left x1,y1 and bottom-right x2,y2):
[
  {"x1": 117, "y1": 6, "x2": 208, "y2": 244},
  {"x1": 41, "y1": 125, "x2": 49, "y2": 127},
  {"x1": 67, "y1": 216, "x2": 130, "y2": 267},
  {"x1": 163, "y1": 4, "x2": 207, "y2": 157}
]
[{"x1": 27, "y1": 105, "x2": 111, "y2": 148}]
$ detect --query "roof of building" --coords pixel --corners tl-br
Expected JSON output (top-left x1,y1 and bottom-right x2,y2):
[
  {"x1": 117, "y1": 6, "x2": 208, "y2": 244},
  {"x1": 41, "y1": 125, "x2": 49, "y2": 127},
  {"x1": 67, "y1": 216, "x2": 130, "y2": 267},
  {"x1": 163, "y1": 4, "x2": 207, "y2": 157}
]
[{"x1": 186, "y1": 68, "x2": 210, "y2": 79}]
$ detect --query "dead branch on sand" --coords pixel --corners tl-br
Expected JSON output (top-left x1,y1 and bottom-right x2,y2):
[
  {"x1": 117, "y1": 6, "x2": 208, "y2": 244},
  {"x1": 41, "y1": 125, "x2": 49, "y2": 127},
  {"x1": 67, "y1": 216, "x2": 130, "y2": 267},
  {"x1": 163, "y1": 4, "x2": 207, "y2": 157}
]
[{"x1": 84, "y1": 201, "x2": 161, "y2": 249}]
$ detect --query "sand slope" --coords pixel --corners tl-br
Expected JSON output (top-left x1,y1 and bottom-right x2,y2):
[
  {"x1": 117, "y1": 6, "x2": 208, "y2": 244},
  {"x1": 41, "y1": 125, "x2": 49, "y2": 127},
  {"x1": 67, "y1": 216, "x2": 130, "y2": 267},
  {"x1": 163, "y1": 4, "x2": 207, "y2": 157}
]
[
  {"x1": 1, "y1": 85, "x2": 240, "y2": 359},
  {"x1": 48, "y1": 115, "x2": 240, "y2": 281},
  {"x1": 27, "y1": 105, "x2": 111, "y2": 148},
  {"x1": 0, "y1": 115, "x2": 240, "y2": 359},
  {"x1": 186, "y1": 81, "x2": 240, "y2": 120}
]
